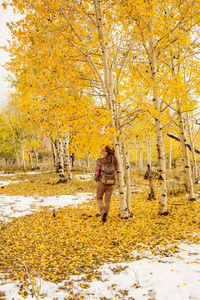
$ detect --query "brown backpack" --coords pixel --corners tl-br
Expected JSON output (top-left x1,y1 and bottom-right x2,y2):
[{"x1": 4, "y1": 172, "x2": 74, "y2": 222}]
[{"x1": 101, "y1": 160, "x2": 116, "y2": 185}]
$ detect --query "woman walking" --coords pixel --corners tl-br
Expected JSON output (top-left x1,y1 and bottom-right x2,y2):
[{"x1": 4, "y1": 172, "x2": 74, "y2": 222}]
[{"x1": 94, "y1": 146, "x2": 118, "y2": 222}]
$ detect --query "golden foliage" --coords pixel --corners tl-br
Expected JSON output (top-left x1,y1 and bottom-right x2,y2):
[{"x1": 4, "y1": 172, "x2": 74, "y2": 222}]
[{"x1": 0, "y1": 172, "x2": 199, "y2": 285}]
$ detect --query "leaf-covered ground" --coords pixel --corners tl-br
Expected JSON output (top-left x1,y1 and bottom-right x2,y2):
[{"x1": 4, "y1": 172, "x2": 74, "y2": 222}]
[{"x1": 0, "y1": 170, "x2": 200, "y2": 289}]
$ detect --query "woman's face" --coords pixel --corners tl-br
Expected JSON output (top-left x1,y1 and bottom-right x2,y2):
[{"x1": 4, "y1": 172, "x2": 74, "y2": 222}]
[{"x1": 101, "y1": 148, "x2": 108, "y2": 157}]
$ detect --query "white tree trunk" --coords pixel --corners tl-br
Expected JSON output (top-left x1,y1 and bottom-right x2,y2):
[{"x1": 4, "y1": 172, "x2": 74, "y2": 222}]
[
  {"x1": 135, "y1": 141, "x2": 138, "y2": 169},
  {"x1": 20, "y1": 140, "x2": 26, "y2": 170},
  {"x1": 13, "y1": 137, "x2": 20, "y2": 167},
  {"x1": 139, "y1": 140, "x2": 143, "y2": 173},
  {"x1": 145, "y1": 139, "x2": 156, "y2": 200},
  {"x1": 16, "y1": 152, "x2": 20, "y2": 167},
  {"x1": 177, "y1": 108, "x2": 195, "y2": 200},
  {"x1": 149, "y1": 38, "x2": 168, "y2": 215},
  {"x1": 28, "y1": 149, "x2": 34, "y2": 169},
  {"x1": 168, "y1": 139, "x2": 172, "y2": 173},
  {"x1": 55, "y1": 137, "x2": 65, "y2": 181},
  {"x1": 86, "y1": 151, "x2": 90, "y2": 170},
  {"x1": 146, "y1": 138, "x2": 151, "y2": 168},
  {"x1": 121, "y1": 139, "x2": 132, "y2": 215},
  {"x1": 63, "y1": 134, "x2": 72, "y2": 180},
  {"x1": 118, "y1": 119, "x2": 132, "y2": 214},
  {"x1": 51, "y1": 140, "x2": 57, "y2": 169},
  {"x1": 186, "y1": 112, "x2": 198, "y2": 183},
  {"x1": 113, "y1": 138, "x2": 128, "y2": 217},
  {"x1": 34, "y1": 149, "x2": 39, "y2": 168},
  {"x1": 94, "y1": 0, "x2": 128, "y2": 218}
]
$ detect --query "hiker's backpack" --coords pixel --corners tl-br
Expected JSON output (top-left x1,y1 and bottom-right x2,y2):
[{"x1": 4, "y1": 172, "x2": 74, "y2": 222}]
[{"x1": 101, "y1": 160, "x2": 116, "y2": 185}]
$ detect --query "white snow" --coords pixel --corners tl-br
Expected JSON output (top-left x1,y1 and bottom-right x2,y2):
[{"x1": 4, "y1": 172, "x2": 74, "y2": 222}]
[
  {"x1": 74, "y1": 173, "x2": 93, "y2": 181},
  {"x1": 0, "y1": 180, "x2": 19, "y2": 186},
  {"x1": 0, "y1": 193, "x2": 94, "y2": 222},
  {"x1": 0, "y1": 174, "x2": 200, "y2": 300},
  {"x1": 0, "y1": 244, "x2": 199, "y2": 300}
]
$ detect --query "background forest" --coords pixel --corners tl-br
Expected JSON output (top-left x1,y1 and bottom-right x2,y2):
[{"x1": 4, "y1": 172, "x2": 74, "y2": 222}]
[
  {"x1": 0, "y1": 1, "x2": 200, "y2": 299},
  {"x1": 1, "y1": 0, "x2": 200, "y2": 214}
]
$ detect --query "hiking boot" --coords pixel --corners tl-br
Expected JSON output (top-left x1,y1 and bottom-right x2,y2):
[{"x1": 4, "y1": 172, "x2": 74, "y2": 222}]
[{"x1": 101, "y1": 210, "x2": 107, "y2": 222}]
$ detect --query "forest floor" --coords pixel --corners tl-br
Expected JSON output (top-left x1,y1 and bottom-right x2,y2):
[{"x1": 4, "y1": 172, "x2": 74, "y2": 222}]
[{"x1": 0, "y1": 168, "x2": 200, "y2": 300}]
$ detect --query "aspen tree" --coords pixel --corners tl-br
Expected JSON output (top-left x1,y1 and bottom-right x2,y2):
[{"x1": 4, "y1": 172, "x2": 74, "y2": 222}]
[
  {"x1": 20, "y1": 139, "x2": 26, "y2": 170},
  {"x1": 118, "y1": 1, "x2": 168, "y2": 214},
  {"x1": 146, "y1": 139, "x2": 151, "y2": 168},
  {"x1": 86, "y1": 151, "x2": 90, "y2": 170},
  {"x1": 34, "y1": 149, "x2": 39, "y2": 168},
  {"x1": 168, "y1": 41, "x2": 198, "y2": 200},
  {"x1": 63, "y1": 133, "x2": 72, "y2": 180},
  {"x1": 119, "y1": 0, "x2": 200, "y2": 213},
  {"x1": 3, "y1": 0, "x2": 135, "y2": 217},
  {"x1": 28, "y1": 149, "x2": 34, "y2": 169},
  {"x1": 51, "y1": 137, "x2": 58, "y2": 169},
  {"x1": 94, "y1": 0, "x2": 129, "y2": 217},
  {"x1": 168, "y1": 139, "x2": 172, "y2": 173},
  {"x1": 138, "y1": 140, "x2": 143, "y2": 173},
  {"x1": 54, "y1": 136, "x2": 65, "y2": 182},
  {"x1": 186, "y1": 113, "x2": 198, "y2": 183},
  {"x1": 117, "y1": 119, "x2": 132, "y2": 214}
]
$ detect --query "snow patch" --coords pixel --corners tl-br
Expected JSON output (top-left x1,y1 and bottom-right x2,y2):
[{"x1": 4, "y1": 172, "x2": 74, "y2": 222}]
[{"x1": 0, "y1": 244, "x2": 199, "y2": 299}]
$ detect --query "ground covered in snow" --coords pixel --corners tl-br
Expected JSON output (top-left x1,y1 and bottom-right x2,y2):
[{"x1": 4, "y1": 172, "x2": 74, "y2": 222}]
[{"x1": 0, "y1": 171, "x2": 199, "y2": 300}]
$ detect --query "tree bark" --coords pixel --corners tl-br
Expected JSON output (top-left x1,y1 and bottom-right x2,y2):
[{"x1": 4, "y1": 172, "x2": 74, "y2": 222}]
[
  {"x1": 177, "y1": 108, "x2": 195, "y2": 200},
  {"x1": 118, "y1": 119, "x2": 132, "y2": 215},
  {"x1": 139, "y1": 140, "x2": 143, "y2": 173},
  {"x1": 86, "y1": 151, "x2": 90, "y2": 170},
  {"x1": 28, "y1": 149, "x2": 34, "y2": 169},
  {"x1": 20, "y1": 139, "x2": 26, "y2": 170},
  {"x1": 186, "y1": 112, "x2": 198, "y2": 183},
  {"x1": 51, "y1": 139, "x2": 57, "y2": 169},
  {"x1": 63, "y1": 134, "x2": 72, "y2": 180},
  {"x1": 146, "y1": 138, "x2": 151, "y2": 168},
  {"x1": 168, "y1": 139, "x2": 172, "y2": 173},
  {"x1": 94, "y1": 0, "x2": 128, "y2": 218},
  {"x1": 146, "y1": 164, "x2": 156, "y2": 200},
  {"x1": 55, "y1": 137, "x2": 65, "y2": 182},
  {"x1": 34, "y1": 149, "x2": 39, "y2": 168},
  {"x1": 149, "y1": 38, "x2": 168, "y2": 215}
]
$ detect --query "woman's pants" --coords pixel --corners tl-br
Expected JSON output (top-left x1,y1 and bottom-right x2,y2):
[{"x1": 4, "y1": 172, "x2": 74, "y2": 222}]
[{"x1": 96, "y1": 181, "x2": 114, "y2": 214}]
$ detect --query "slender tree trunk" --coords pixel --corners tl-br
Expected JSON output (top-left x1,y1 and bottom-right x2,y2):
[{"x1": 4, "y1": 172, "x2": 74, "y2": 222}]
[
  {"x1": 12, "y1": 137, "x2": 20, "y2": 167},
  {"x1": 144, "y1": 139, "x2": 156, "y2": 200},
  {"x1": 121, "y1": 140, "x2": 132, "y2": 215},
  {"x1": 135, "y1": 141, "x2": 138, "y2": 169},
  {"x1": 94, "y1": 0, "x2": 128, "y2": 218},
  {"x1": 86, "y1": 151, "x2": 90, "y2": 170},
  {"x1": 149, "y1": 38, "x2": 168, "y2": 215},
  {"x1": 177, "y1": 108, "x2": 195, "y2": 200},
  {"x1": 20, "y1": 140, "x2": 26, "y2": 170},
  {"x1": 16, "y1": 152, "x2": 20, "y2": 167},
  {"x1": 168, "y1": 139, "x2": 172, "y2": 173},
  {"x1": 186, "y1": 112, "x2": 198, "y2": 183},
  {"x1": 145, "y1": 164, "x2": 156, "y2": 200},
  {"x1": 28, "y1": 149, "x2": 34, "y2": 169},
  {"x1": 34, "y1": 149, "x2": 39, "y2": 168},
  {"x1": 118, "y1": 119, "x2": 132, "y2": 215},
  {"x1": 58, "y1": 136, "x2": 65, "y2": 180},
  {"x1": 55, "y1": 137, "x2": 65, "y2": 181},
  {"x1": 146, "y1": 138, "x2": 151, "y2": 168},
  {"x1": 63, "y1": 134, "x2": 72, "y2": 180},
  {"x1": 139, "y1": 140, "x2": 143, "y2": 173},
  {"x1": 51, "y1": 140, "x2": 57, "y2": 169}
]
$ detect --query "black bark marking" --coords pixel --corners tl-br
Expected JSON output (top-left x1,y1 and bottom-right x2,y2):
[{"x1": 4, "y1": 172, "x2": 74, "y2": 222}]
[{"x1": 159, "y1": 211, "x2": 169, "y2": 216}]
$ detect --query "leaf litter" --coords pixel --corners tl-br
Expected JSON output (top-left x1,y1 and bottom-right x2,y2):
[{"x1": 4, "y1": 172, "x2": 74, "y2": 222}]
[{"x1": 0, "y1": 171, "x2": 199, "y2": 299}]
